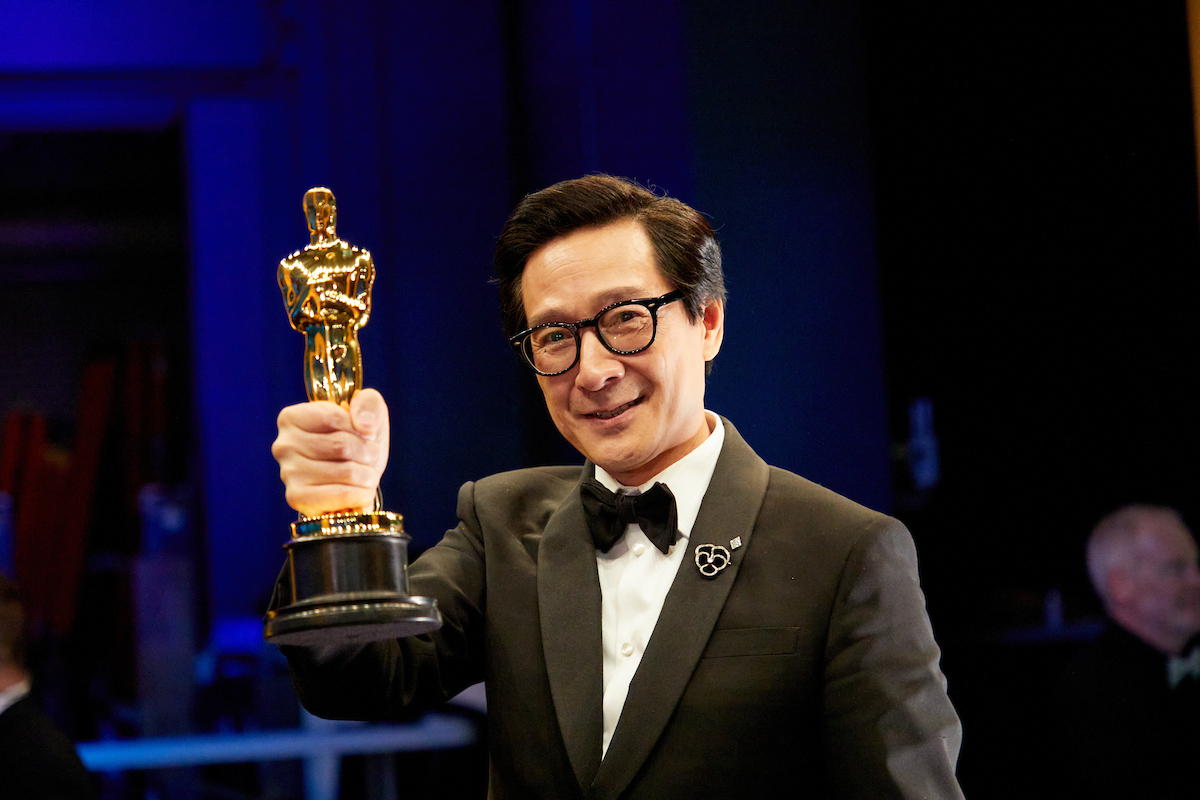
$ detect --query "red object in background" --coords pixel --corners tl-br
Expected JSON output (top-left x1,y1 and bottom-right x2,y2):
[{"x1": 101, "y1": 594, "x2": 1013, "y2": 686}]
[{"x1": 2, "y1": 357, "x2": 115, "y2": 635}]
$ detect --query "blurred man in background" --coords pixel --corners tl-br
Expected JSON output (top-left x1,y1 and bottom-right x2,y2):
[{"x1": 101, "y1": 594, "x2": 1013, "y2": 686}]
[
  {"x1": 1059, "y1": 504, "x2": 1200, "y2": 799},
  {"x1": 0, "y1": 573, "x2": 96, "y2": 799}
]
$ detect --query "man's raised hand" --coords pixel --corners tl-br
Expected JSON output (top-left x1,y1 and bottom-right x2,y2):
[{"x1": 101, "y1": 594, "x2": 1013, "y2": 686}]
[{"x1": 272, "y1": 388, "x2": 390, "y2": 518}]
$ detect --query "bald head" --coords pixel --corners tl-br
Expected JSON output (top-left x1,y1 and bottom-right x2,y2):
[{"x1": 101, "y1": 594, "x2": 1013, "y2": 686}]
[{"x1": 1087, "y1": 505, "x2": 1200, "y2": 655}]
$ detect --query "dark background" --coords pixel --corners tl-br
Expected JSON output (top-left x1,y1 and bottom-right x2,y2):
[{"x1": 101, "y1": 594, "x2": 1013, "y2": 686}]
[
  {"x1": 866, "y1": 4, "x2": 1199, "y2": 792},
  {"x1": 0, "y1": 1, "x2": 1196, "y2": 798}
]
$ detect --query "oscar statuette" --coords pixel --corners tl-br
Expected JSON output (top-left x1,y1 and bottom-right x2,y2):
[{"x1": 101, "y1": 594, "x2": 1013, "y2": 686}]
[{"x1": 263, "y1": 188, "x2": 442, "y2": 645}]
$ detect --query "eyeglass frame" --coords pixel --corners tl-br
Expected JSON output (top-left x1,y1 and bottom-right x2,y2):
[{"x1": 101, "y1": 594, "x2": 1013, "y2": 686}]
[{"x1": 509, "y1": 289, "x2": 687, "y2": 376}]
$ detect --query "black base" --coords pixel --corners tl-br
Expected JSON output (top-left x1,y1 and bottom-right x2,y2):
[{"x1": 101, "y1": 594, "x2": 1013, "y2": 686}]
[
  {"x1": 262, "y1": 511, "x2": 442, "y2": 646},
  {"x1": 265, "y1": 596, "x2": 442, "y2": 646}
]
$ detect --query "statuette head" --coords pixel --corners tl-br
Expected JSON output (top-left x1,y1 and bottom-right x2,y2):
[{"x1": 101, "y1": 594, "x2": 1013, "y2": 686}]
[{"x1": 304, "y1": 187, "x2": 338, "y2": 244}]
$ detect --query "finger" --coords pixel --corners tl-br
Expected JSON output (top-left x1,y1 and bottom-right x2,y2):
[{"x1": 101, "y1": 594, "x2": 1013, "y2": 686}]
[
  {"x1": 349, "y1": 389, "x2": 389, "y2": 441},
  {"x1": 276, "y1": 453, "x2": 378, "y2": 517},
  {"x1": 285, "y1": 484, "x2": 378, "y2": 519},
  {"x1": 275, "y1": 427, "x2": 382, "y2": 467},
  {"x1": 279, "y1": 454, "x2": 379, "y2": 492},
  {"x1": 349, "y1": 389, "x2": 390, "y2": 473},
  {"x1": 276, "y1": 400, "x2": 359, "y2": 435}
]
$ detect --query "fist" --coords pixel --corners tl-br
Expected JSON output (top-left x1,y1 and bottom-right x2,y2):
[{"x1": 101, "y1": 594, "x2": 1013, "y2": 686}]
[{"x1": 271, "y1": 388, "x2": 390, "y2": 517}]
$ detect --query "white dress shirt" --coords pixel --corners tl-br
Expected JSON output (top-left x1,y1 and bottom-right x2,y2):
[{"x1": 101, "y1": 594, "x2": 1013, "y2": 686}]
[{"x1": 594, "y1": 411, "x2": 724, "y2": 757}]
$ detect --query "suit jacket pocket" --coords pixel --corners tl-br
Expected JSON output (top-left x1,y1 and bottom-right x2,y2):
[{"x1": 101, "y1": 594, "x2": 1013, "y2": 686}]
[{"x1": 702, "y1": 626, "x2": 800, "y2": 658}]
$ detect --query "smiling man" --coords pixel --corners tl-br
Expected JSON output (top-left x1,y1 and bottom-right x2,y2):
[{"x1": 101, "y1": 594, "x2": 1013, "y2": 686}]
[
  {"x1": 516, "y1": 217, "x2": 720, "y2": 486},
  {"x1": 272, "y1": 175, "x2": 963, "y2": 799}
]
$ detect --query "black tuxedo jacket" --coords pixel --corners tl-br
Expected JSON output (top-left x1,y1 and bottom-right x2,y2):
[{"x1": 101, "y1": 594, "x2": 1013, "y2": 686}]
[
  {"x1": 0, "y1": 694, "x2": 96, "y2": 799},
  {"x1": 1058, "y1": 624, "x2": 1200, "y2": 799},
  {"x1": 282, "y1": 419, "x2": 963, "y2": 798}
]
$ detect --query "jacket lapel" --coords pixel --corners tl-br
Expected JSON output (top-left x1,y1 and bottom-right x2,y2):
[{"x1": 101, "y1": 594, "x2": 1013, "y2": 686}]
[
  {"x1": 591, "y1": 419, "x2": 771, "y2": 799},
  {"x1": 538, "y1": 476, "x2": 605, "y2": 792}
]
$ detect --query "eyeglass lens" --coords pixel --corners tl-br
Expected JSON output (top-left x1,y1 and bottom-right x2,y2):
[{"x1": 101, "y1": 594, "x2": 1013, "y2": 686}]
[{"x1": 526, "y1": 303, "x2": 656, "y2": 374}]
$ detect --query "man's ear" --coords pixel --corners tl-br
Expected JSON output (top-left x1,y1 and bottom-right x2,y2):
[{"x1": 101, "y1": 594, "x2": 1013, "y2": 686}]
[{"x1": 700, "y1": 298, "x2": 724, "y2": 362}]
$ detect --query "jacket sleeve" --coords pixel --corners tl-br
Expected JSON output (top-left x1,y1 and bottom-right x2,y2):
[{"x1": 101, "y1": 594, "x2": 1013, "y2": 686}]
[
  {"x1": 822, "y1": 517, "x2": 965, "y2": 800},
  {"x1": 276, "y1": 479, "x2": 490, "y2": 721}
]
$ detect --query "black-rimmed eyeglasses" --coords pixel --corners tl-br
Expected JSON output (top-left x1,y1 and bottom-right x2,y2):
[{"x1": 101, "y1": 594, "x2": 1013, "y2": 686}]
[{"x1": 509, "y1": 290, "x2": 686, "y2": 376}]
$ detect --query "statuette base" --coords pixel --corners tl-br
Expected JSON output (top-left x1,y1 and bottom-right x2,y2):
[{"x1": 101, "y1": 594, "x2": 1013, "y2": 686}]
[
  {"x1": 264, "y1": 511, "x2": 442, "y2": 645},
  {"x1": 265, "y1": 597, "x2": 443, "y2": 646}
]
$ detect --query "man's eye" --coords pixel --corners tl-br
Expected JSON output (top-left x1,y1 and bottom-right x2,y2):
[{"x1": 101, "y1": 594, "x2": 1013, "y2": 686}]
[{"x1": 532, "y1": 328, "x2": 571, "y2": 349}]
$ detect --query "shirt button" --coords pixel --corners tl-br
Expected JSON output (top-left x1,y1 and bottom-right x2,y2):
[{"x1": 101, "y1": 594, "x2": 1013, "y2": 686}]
[
  {"x1": 620, "y1": 643, "x2": 634, "y2": 657},
  {"x1": 631, "y1": 542, "x2": 646, "y2": 557}
]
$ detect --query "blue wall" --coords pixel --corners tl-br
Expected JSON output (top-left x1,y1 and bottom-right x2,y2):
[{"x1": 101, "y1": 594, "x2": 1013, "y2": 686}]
[{"x1": 2, "y1": 0, "x2": 890, "y2": 622}]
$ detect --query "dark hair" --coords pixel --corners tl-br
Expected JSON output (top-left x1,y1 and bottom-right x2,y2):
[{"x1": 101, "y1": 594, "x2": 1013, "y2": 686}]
[
  {"x1": 494, "y1": 174, "x2": 725, "y2": 338},
  {"x1": 0, "y1": 574, "x2": 26, "y2": 669}
]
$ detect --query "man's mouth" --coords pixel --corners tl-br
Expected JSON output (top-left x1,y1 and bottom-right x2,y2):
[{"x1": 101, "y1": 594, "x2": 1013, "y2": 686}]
[{"x1": 586, "y1": 398, "x2": 642, "y2": 420}]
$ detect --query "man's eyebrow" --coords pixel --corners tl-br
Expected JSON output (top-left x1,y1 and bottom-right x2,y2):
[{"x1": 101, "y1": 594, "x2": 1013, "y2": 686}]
[
  {"x1": 527, "y1": 286, "x2": 653, "y2": 327},
  {"x1": 595, "y1": 286, "x2": 653, "y2": 307}
]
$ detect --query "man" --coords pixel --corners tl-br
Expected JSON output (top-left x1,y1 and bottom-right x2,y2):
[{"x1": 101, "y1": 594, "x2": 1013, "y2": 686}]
[
  {"x1": 0, "y1": 574, "x2": 96, "y2": 799},
  {"x1": 1059, "y1": 504, "x2": 1200, "y2": 799},
  {"x1": 272, "y1": 175, "x2": 963, "y2": 798}
]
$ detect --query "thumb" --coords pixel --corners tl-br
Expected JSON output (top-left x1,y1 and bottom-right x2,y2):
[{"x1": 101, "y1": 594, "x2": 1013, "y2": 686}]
[{"x1": 349, "y1": 388, "x2": 389, "y2": 441}]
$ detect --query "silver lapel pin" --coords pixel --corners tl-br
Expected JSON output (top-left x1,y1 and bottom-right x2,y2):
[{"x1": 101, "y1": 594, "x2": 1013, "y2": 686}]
[{"x1": 695, "y1": 543, "x2": 731, "y2": 578}]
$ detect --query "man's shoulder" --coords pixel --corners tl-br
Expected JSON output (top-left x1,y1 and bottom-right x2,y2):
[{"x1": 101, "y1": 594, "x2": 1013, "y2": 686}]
[
  {"x1": 1062, "y1": 624, "x2": 1165, "y2": 687},
  {"x1": 754, "y1": 462, "x2": 901, "y2": 549},
  {"x1": 0, "y1": 695, "x2": 75, "y2": 751},
  {"x1": 764, "y1": 464, "x2": 883, "y2": 515},
  {"x1": 1057, "y1": 624, "x2": 1178, "y2": 722},
  {"x1": 468, "y1": 464, "x2": 583, "y2": 505},
  {"x1": 475, "y1": 464, "x2": 582, "y2": 487},
  {"x1": 719, "y1": 416, "x2": 894, "y2": 526},
  {"x1": 0, "y1": 696, "x2": 96, "y2": 797},
  {"x1": 451, "y1": 465, "x2": 583, "y2": 536}
]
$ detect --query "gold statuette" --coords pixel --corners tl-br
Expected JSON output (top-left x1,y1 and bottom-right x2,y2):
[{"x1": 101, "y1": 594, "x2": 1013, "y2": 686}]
[
  {"x1": 278, "y1": 187, "x2": 372, "y2": 406},
  {"x1": 264, "y1": 188, "x2": 442, "y2": 646}
]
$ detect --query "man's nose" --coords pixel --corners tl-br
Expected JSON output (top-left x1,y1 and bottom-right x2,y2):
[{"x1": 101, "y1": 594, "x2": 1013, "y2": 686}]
[{"x1": 575, "y1": 329, "x2": 622, "y2": 389}]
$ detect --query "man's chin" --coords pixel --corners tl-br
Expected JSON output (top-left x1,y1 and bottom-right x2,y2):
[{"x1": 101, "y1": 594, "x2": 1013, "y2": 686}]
[{"x1": 580, "y1": 441, "x2": 643, "y2": 478}]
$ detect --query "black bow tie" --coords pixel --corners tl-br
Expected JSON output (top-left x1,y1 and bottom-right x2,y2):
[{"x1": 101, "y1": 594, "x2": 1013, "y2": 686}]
[{"x1": 579, "y1": 479, "x2": 679, "y2": 555}]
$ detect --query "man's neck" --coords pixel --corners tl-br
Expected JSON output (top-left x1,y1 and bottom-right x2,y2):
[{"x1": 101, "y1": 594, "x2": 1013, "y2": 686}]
[{"x1": 602, "y1": 413, "x2": 716, "y2": 489}]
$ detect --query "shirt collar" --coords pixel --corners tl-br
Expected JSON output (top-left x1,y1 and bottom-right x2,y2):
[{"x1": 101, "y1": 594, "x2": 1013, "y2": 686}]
[{"x1": 594, "y1": 410, "x2": 725, "y2": 541}]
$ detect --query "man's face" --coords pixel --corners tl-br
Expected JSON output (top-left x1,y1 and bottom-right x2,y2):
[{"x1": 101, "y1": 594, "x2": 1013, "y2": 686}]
[
  {"x1": 1126, "y1": 514, "x2": 1200, "y2": 653},
  {"x1": 521, "y1": 219, "x2": 723, "y2": 486}
]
